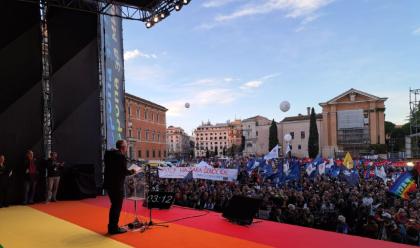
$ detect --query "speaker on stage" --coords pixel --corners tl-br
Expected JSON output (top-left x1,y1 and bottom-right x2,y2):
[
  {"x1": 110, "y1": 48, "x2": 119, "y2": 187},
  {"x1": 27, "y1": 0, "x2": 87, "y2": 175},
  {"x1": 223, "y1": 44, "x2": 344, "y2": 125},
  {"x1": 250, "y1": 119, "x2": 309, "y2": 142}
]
[{"x1": 222, "y1": 195, "x2": 262, "y2": 225}]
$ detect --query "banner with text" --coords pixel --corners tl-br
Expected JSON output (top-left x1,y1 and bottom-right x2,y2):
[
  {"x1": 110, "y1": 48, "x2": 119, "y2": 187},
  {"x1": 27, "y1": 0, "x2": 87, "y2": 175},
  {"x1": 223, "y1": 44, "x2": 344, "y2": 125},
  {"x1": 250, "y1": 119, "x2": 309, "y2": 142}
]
[
  {"x1": 101, "y1": 5, "x2": 126, "y2": 149},
  {"x1": 158, "y1": 167, "x2": 238, "y2": 182}
]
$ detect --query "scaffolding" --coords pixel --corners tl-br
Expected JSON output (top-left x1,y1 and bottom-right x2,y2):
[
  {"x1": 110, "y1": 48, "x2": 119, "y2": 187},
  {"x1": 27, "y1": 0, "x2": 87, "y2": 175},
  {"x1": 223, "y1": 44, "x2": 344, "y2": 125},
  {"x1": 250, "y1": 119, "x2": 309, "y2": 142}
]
[
  {"x1": 409, "y1": 88, "x2": 420, "y2": 158},
  {"x1": 40, "y1": 0, "x2": 53, "y2": 159},
  {"x1": 19, "y1": 0, "x2": 183, "y2": 22}
]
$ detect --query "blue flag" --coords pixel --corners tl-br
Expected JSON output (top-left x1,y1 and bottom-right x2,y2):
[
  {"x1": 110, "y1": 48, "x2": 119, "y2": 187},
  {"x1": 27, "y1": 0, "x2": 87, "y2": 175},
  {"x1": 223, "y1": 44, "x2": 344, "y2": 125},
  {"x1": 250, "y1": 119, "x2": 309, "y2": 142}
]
[
  {"x1": 329, "y1": 166, "x2": 341, "y2": 178},
  {"x1": 285, "y1": 161, "x2": 300, "y2": 182},
  {"x1": 261, "y1": 160, "x2": 274, "y2": 178},
  {"x1": 342, "y1": 169, "x2": 359, "y2": 186}
]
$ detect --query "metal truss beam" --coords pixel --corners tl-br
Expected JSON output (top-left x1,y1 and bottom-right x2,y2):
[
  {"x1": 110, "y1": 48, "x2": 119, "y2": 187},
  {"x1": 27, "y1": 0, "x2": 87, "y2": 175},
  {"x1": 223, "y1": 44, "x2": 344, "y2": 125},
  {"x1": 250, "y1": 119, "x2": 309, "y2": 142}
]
[{"x1": 19, "y1": 0, "x2": 181, "y2": 22}]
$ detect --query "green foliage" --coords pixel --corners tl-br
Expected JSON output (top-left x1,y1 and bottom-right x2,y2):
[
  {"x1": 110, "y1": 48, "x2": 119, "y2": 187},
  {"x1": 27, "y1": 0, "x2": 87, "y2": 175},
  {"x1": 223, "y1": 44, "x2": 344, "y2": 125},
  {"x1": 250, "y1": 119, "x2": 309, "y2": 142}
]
[
  {"x1": 308, "y1": 108, "x2": 319, "y2": 159},
  {"x1": 385, "y1": 121, "x2": 396, "y2": 137},
  {"x1": 369, "y1": 144, "x2": 387, "y2": 154},
  {"x1": 269, "y1": 119, "x2": 279, "y2": 151}
]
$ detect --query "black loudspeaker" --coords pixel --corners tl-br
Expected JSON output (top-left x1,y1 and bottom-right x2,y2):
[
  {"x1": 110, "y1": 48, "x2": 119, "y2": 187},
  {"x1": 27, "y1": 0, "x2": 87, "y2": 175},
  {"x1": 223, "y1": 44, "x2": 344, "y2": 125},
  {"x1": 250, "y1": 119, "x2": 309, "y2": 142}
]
[{"x1": 222, "y1": 195, "x2": 262, "y2": 225}]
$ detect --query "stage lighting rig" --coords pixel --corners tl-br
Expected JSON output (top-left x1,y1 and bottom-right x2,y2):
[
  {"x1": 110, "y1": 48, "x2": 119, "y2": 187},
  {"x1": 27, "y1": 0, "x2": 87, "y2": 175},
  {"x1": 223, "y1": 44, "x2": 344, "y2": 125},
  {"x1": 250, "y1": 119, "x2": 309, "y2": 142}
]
[{"x1": 18, "y1": 0, "x2": 192, "y2": 26}]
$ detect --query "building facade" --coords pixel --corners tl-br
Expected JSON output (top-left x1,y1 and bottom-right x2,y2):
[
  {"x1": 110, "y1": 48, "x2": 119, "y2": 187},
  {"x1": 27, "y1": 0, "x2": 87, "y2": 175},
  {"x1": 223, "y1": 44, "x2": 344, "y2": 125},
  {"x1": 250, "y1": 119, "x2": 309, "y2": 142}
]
[
  {"x1": 125, "y1": 93, "x2": 167, "y2": 160},
  {"x1": 278, "y1": 109, "x2": 323, "y2": 158},
  {"x1": 166, "y1": 126, "x2": 191, "y2": 159},
  {"x1": 275, "y1": 89, "x2": 387, "y2": 158},
  {"x1": 194, "y1": 120, "x2": 242, "y2": 157},
  {"x1": 319, "y1": 88, "x2": 387, "y2": 158},
  {"x1": 242, "y1": 115, "x2": 272, "y2": 156}
]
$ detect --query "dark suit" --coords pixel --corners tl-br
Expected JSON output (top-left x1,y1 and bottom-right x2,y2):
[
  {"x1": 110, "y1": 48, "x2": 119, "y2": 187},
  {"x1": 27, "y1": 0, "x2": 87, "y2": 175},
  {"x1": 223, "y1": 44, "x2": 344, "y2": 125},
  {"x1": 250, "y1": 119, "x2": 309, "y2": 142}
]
[
  {"x1": 0, "y1": 164, "x2": 11, "y2": 207},
  {"x1": 103, "y1": 149, "x2": 130, "y2": 231}
]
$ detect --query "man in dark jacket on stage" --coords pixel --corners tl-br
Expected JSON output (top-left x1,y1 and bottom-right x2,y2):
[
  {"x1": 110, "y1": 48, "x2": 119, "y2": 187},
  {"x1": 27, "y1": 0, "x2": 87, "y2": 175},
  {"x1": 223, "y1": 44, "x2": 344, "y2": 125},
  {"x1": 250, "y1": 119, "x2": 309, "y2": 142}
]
[{"x1": 104, "y1": 140, "x2": 134, "y2": 235}]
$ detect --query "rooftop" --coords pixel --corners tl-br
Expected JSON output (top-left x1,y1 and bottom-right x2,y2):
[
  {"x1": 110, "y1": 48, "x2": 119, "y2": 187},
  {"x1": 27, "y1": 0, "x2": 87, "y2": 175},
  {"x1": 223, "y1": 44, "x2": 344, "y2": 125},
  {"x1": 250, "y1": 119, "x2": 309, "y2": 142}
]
[
  {"x1": 125, "y1": 93, "x2": 168, "y2": 111},
  {"x1": 281, "y1": 113, "x2": 323, "y2": 123}
]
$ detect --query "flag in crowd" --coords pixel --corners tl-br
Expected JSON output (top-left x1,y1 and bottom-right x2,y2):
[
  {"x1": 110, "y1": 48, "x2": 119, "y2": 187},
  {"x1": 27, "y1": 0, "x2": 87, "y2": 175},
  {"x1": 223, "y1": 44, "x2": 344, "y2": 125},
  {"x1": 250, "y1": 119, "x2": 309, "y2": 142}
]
[
  {"x1": 343, "y1": 152, "x2": 354, "y2": 170},
  {"x1": 342, "y1": 169, "x2": 359, "y2": 187},
  {"x1": 264, "y1": 145, "x2": 279, "y2": 160},
  {"x1": 375, "y1": 166, "x2": 387, "y2": 183},
  {"x1": 389, "y1": 171, "x2": 417, "y2": 199}
]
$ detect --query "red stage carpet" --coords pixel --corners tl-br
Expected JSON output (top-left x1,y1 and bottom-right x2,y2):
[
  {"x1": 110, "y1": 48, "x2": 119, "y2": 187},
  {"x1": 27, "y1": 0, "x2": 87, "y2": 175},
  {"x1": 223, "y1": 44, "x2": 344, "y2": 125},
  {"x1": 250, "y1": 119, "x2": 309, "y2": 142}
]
[{"x1": 10, "y1": 196, "x2": 409, "y2": 248}]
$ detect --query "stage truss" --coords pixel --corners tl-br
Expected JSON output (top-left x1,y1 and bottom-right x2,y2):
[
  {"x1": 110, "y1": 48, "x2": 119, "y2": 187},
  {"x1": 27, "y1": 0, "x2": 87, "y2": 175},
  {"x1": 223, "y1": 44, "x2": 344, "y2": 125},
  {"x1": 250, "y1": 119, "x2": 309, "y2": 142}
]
[
  {"x1": 18, "y1": 0, "x2": 183, "y2": 22},
  {"x1": 409, "y1": 88, "x2": 420, "y2": 158}
]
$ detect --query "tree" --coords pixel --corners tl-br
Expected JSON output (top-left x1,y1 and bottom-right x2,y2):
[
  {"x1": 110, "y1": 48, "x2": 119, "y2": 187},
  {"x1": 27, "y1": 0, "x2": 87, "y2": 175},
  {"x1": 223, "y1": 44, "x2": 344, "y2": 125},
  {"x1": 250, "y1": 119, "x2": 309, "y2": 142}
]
[
  {"x1": 385, "y1": 121, "x2": 396, "y2": 138},
  {"x1": 308, "y1": 107, "x2": 319, "y2": 158},
  {"x1": 269, "y1": 119, "x2": 279, "y2": 151},
  {"x1": 240, "y1": 135, "x2": 246, "y2": 152}
]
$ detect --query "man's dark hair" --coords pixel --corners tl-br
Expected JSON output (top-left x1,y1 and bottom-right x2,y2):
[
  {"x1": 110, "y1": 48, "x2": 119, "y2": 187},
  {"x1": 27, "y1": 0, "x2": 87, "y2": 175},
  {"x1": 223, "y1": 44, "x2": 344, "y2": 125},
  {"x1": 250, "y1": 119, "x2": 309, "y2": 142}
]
[{"x1": 116, "y1": 140, "x2": 125, "y2": 149}]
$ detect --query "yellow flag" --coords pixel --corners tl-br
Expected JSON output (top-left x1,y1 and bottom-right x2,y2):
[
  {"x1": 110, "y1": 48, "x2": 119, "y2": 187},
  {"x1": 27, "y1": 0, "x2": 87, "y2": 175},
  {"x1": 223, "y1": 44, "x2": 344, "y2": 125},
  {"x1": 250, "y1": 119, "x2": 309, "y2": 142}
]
[{"x1": 343, "y1": 152, "x2": 354, "y2": 169}]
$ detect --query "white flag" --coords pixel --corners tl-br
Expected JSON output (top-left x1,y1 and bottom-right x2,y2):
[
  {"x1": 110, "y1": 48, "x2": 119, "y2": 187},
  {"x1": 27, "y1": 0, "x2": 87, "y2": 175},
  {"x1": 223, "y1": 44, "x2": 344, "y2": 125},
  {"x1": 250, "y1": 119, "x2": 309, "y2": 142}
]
[
  {"x1": 283, "y1": 161, "x2": 289, "y2": 175},
  {"x1": 285, "y1": 144, "x2": 291, "y2": 155},
  {"x1": 264, "y1": 145, "x2": 279, "y2": 160},
  {"x1": 318, "y1": 162, "x2": 326, "y2": 175},
  {"x1": 306, "y1": 163, "x2": 316, "y2": 176},
  {"x1": 326, "y1": 158, "x2": 334, "y2": 169}
]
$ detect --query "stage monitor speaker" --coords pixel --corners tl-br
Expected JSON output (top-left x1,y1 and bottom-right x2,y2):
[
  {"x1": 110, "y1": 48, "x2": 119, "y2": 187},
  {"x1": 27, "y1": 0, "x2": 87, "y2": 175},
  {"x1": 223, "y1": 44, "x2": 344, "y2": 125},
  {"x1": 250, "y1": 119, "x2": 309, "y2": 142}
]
[{"x1": 222, "y1": 195, "x2": 262, "y2": 225}]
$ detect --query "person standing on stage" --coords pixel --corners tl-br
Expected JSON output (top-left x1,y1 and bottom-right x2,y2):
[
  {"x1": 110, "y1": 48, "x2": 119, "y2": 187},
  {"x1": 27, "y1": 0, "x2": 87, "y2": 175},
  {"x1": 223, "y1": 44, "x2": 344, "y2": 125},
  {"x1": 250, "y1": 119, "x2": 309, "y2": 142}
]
[
  {"x1": 46, "y1": 152, "x2": 64, "y2": 203},
  {"x1": 0, "y1": 155, "x2": 12, "y2": 208},
  {"x1": 23, "y1": 150, "x2": 39, "y2": 204},
  {"x1": 103, "y1": 140, "x2": 135, "y2": 235}
]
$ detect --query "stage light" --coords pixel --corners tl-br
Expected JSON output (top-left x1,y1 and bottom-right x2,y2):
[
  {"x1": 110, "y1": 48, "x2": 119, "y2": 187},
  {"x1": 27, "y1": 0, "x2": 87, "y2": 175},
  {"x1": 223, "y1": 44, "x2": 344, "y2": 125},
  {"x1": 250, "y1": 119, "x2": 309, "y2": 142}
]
[
  {"x1": 160, "y1": 11, "x2": 170, "y2": 19},
  {"x1": 153, "y1": 15, "x2": 160, "y2": 23},
  {"x1": 145, "y1": 21, "x2": 153, "y2": 28},
  {"x1": 182, "y1": 0, "x2": 191, "y2": 4},
  {"x1": 175, "y1": 2, "x2": 182, "y2": 11},
  {"x1": 407, "y1": 161, "x2": 415, "y2": 167}
]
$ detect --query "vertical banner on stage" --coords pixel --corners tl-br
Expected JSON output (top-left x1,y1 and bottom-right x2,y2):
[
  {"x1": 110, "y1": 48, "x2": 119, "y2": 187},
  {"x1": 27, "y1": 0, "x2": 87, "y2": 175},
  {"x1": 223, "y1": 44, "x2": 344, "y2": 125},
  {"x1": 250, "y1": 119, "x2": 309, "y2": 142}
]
[{"x1": 101, "y1": 6, "x2": 126, "y2": 149}]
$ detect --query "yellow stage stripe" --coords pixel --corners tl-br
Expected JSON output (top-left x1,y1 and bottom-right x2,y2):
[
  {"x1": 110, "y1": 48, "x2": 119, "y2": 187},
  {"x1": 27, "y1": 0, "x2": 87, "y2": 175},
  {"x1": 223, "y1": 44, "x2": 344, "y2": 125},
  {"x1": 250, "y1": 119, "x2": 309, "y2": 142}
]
[{"x1": 0, "y1": 206, "x2": 131, "y2": 248}]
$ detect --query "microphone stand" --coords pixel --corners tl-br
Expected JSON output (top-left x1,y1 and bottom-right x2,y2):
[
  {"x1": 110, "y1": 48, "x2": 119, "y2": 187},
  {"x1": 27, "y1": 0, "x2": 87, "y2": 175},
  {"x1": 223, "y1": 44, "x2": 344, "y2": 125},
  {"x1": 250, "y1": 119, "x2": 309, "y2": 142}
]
[{"x1": 142, "y1": 165, "x2": 168, "y2": 232}]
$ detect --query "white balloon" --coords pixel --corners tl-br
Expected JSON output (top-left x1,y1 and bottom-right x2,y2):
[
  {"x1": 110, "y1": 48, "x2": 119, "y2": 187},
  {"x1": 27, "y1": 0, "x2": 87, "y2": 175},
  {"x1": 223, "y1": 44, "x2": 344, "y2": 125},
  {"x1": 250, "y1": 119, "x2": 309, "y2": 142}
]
[
  {"x1": 185, "y1": 102, "x2": 190, "y2": 109},
  {"x1": 280, "y1": 101, "x2": 290, "y2": 112},
  {"x1": 284, "y1": 133, "x2": 292, "y2": 142}
]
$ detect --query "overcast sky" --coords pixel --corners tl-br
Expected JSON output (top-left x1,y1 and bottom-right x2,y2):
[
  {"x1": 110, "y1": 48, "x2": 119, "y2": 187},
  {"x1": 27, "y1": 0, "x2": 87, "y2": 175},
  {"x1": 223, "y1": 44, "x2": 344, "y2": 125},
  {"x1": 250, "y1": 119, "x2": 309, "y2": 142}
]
[{"x1": 122, "y1": 0, "x2": 420, "y2": 134}]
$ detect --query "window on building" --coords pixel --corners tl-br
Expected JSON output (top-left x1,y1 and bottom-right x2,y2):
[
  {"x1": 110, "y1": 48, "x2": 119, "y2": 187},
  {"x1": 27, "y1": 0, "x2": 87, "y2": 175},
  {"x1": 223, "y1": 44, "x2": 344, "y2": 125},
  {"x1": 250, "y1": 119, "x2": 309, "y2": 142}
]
[
  {"x1": 137, "y1": 129, "x2": 141, "y2": 140},
  {"x1": 129, "y1": 146, "x2": 133, "y2": 159},
  {"x1": 146, "y1": 150, "x2": 149, "y2": 158},
  {"x1": 290, "y1": 132, "x2": 295, "y2": 139},
  {"x1": 164, "y1": 151, "x2": 167, "y2": 157},
  {"x1": 145, "y1": 130, "x2": 149, "y2": 140},
  {"x1": 138, "y1": 150, "x2": 142, "y2": 158},
  {"x1": 128, "y1": 129, "x2": 132, "y2": 138},
  {"x1": 128, "y1": 106, "x2": 131, "y2": 116},
  {"x1": 144, "y1": 109, "x2": 148, "y2": 120},
  {"x1": 256, "y1": 131, "x2": 258, "y2": 137},
  {"x1": 157, "y1": 114, "x2": 159, "y2": 123},
  {"x1": 159, "y1": 150, "x2": 161, "y2": 157},
  {"x1": 157, "y1": 133, "x2": 160, "y2": 142},
  {"x1": 301, "y1": 131, "x2": 305, "y2": 139},
  {"x1": 298, "y1": 145, "x2": 301, "y2": 150},
  {"x1": 152, "y1": 113, "x2": 154, "y2": 122},
  {"x1": 152, "y1": 132, "x2": 155, "y2": 141},
  {"x1": 136, "y1": 108, "x2": 140, "y2": 118},
  {"x1": 152, "y1": 150, "x2": 155, "y2": 158}
]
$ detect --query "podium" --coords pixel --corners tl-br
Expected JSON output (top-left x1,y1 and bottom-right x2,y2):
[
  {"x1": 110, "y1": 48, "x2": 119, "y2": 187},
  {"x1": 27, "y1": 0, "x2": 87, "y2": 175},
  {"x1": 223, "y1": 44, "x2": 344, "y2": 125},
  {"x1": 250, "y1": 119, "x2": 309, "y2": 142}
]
[{"x1": 124, "y1": 170, "x2": 146, "y2": 231}]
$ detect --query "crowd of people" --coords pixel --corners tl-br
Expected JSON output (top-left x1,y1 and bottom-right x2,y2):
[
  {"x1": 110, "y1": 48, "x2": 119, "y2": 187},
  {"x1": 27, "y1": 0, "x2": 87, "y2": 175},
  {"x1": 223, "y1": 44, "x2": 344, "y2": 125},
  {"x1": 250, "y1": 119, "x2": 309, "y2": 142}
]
[
  {"x1": 0, "y1": 151, "x2": 64, "y2": 207},
  {"x1": 148, "y1": 157, "x2": 420, "y2": 246},
  {"x1": 1, "y1": 148, "x2": 419, "y2": 245}
]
